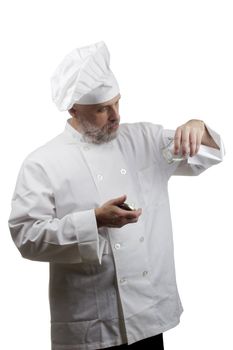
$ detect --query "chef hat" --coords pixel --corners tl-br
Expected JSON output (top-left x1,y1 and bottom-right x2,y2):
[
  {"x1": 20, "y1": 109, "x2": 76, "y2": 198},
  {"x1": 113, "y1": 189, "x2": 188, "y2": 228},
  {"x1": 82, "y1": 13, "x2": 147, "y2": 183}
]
[{"x1": 51, "y1": 41, "x2": 120, "y2": 111}]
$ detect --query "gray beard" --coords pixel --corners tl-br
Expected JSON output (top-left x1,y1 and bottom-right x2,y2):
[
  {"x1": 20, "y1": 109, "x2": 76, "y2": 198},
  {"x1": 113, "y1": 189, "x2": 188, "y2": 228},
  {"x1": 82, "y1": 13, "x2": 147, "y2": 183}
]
[{"x1": 78, "y1": 118, "x2": 119, "y2": 144}]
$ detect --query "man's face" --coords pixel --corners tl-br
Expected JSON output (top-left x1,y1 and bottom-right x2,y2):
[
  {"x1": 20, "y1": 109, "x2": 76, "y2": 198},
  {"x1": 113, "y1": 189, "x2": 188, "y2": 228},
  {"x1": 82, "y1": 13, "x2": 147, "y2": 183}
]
[{"x1": 71, "y1": 94, "x2": 121, "y2": 144}]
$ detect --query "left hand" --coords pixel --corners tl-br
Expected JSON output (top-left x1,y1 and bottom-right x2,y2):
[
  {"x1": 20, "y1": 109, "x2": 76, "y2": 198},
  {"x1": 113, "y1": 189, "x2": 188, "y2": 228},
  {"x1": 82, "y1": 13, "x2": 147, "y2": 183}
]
[{"x1": 174, "y1": 119, "x2": 205, "y2": 157}]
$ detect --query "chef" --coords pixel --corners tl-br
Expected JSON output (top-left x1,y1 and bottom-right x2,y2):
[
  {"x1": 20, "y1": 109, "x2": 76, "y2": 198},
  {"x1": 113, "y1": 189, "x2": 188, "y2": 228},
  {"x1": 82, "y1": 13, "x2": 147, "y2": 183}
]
[{"x1": 8, "y1": 41, "x2": 225, "y2": 350}]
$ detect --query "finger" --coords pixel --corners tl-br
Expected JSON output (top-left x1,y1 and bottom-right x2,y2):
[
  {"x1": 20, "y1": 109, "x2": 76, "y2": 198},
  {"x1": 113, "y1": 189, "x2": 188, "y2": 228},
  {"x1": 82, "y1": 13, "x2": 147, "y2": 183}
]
[
  {"x1": 189, "y1": 129, "x2": 197, "y2": 157},
  {"x1": 120, "y1": 216, "x2": 139, "y2": 227},
  {"x1": 108, "y1": 194, "x2": 127, "y2": 206},
  {"x1": 173, "y1": 127, "x2": 182, "y2": 155},
  {"x1": 123, "y1": 208, "x2": 142, "y2": 220},
  {"x1": 113, "y1": 209, "x2": 142, "y2": 228},
  {"x1": 181, "y1": 127, "x2": 190, "y2": 156},
  {"x1": 128, "y1": 218, "x2": 138, "y2": 224},
  {"x1": 195, "y1": 132, "x2": 202, "y2": 154}
]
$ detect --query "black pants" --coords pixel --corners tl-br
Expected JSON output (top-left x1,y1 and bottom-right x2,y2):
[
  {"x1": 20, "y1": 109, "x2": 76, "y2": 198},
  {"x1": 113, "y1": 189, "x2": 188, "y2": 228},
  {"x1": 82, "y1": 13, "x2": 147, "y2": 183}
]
[{"x1": 104, "y1": 333, "x2": 164, "y2": 349}]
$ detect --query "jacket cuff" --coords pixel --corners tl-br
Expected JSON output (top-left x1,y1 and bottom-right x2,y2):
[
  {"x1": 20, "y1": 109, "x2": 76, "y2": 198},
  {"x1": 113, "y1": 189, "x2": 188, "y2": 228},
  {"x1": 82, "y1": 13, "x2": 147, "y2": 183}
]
[
  {"x1": 72, "y1": 209, "x2": 106, "y2": 264},
  {"x1": 188, "y1": 123, "x2": 225, "y2": 166}
]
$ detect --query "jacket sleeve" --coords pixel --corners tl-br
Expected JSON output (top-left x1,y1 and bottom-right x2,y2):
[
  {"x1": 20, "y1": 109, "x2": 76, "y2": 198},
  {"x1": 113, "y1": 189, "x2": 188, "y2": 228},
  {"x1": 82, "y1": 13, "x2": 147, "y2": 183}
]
[
  {"x1": 161, "y1": 124, "x2": 225, "y2": 178},
  {"x1": 8, "y1": 159, "x2": 107, "y2": 264}
]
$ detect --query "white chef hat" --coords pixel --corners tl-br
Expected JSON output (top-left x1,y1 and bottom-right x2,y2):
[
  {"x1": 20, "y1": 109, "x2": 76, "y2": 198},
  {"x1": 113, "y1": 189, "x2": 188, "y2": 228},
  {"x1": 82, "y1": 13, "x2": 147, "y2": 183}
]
[{"x1": 51, "y1": 41, "x2": 120, "y2": 111}]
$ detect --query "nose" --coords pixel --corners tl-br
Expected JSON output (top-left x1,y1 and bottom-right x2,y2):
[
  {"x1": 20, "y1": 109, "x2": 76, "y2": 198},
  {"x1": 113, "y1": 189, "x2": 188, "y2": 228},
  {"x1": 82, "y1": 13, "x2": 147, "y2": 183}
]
[{"x1": 109, "y1": 106, "x2": 120, "y2": 121}]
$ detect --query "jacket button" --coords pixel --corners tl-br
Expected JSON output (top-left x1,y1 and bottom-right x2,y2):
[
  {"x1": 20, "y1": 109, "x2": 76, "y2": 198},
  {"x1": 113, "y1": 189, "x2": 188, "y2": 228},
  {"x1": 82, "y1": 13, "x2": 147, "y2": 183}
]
[
  {"x1": 120, "y1": 278, "x2": 126, "y2": 284},
  {"x1": 139, "y1": 236, "x2": 144, "y2": 242},
  {"x1": 114, "y1": 243, "x2": 121, "y2": 250},
  {"x1": 97, "y1": 174, "x2": 103, "y2": 181},
  {"x1": 120, "y1": 168, "x2": 127, "y2": 175},
  {"x1": 142, "y1": 271, "x2": 148, "y2": 277}
]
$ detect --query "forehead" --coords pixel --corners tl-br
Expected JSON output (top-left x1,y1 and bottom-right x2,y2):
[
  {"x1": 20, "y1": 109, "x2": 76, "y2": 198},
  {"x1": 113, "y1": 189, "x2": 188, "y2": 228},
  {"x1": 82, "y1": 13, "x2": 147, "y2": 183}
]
[{"x1": 76, "y1": 94, "x2": 121, "y2": 110}]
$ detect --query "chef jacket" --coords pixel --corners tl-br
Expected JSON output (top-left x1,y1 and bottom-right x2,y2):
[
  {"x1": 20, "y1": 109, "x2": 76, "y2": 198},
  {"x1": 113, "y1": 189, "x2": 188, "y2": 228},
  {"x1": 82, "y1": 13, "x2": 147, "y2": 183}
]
[{"x1": 8, "y1": 119, "x2": 225, "y2": 350}]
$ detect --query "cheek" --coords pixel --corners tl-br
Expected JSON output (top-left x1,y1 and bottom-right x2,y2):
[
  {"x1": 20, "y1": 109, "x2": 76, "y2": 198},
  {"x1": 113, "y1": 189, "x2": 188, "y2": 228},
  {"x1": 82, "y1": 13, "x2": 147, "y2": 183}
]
[
  {"x1": 81, "y1": 113, "x2": 102, "y2": 127},
  {"x1": 95, "y1": 115, "x2": 109, "y2": 128}
]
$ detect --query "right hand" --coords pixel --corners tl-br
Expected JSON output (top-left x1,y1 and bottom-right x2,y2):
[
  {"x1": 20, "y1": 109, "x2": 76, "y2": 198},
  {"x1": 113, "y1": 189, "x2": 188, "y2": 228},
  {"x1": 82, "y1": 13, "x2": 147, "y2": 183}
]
[{"x1": 94, "y1": 195, "x2": 142, "y2": 228}]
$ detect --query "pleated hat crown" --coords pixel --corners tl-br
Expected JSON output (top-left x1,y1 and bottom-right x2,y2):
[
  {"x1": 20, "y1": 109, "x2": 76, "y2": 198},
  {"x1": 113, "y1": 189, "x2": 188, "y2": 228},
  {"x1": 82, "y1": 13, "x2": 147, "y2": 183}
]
[{"x1": 51, "y1": 41, "x2": 120, "y2": 111}]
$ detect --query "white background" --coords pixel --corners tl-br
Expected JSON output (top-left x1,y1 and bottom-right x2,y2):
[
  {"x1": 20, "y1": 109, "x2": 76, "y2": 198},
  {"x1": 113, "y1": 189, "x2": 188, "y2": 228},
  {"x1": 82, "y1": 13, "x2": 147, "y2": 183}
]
[{"x1": 1, "y1": 0, "x2": 232, "y2": 349}]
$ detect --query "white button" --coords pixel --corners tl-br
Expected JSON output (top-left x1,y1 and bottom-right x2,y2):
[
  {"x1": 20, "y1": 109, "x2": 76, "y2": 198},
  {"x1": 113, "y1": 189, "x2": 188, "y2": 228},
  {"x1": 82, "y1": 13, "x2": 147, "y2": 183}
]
[
  {"x1": 97, "y1": 174, "x2": 103, "y2": 181},
  {"x1": 139, "y1": 236, "x2": 144, "y2": 242},
  {"x1": 120, "y1": 168, "x2": 127, "y2": 175},
  {"x1": 120, "y1": 278, "x2": 126, "y2": 284},
  {"x1": 142, "y1": 271, "x2": 148, "y2": 277},
  {"x1": 114, "y1": 243, "x2": 121, "y2": 250}
]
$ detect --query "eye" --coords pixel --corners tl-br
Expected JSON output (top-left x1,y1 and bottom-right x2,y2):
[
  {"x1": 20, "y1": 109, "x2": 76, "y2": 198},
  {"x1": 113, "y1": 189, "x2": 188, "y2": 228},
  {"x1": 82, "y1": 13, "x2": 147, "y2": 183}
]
[{"x1": 97, "y1": 107, "x2": 108, "y2": 113}]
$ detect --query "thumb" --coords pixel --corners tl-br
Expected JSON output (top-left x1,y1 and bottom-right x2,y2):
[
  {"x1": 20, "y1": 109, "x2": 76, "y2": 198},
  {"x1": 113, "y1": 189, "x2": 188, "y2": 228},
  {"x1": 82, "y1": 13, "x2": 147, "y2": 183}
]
[{"x1": 108, "y1": 194, "x2": 127, "y2": 206}]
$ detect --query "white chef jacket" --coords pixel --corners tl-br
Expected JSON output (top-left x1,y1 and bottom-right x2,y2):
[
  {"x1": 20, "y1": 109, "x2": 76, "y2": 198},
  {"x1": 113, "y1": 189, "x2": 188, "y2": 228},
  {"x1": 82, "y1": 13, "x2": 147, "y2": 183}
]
[{"x1": 8, "y1": 119, "x2": 225, "y2": 350}]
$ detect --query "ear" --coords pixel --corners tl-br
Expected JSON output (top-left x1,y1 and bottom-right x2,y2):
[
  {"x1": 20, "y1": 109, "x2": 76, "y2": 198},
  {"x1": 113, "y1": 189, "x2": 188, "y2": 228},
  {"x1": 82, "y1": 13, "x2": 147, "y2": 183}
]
[{"x1": 68, "y1": 105, "x2": 77, "y2": 117}]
